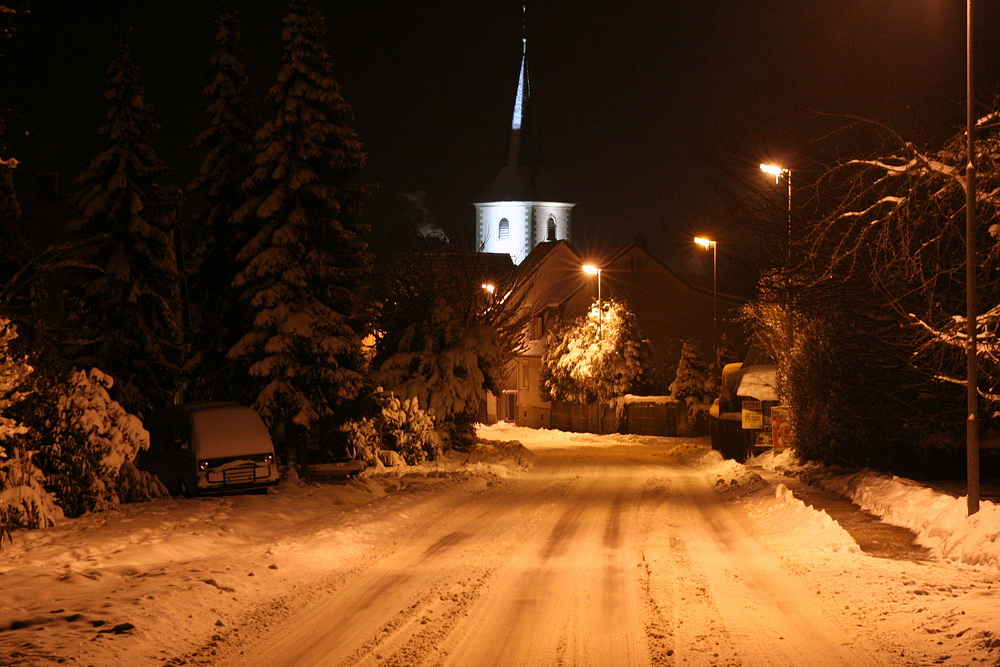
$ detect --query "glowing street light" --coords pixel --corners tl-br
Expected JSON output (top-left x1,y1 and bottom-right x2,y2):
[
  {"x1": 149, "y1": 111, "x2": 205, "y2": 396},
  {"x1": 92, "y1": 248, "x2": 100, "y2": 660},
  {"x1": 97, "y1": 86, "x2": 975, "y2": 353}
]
[
  {"x1": 481, "y1": 283, "x2": 496, "y2": 295},
  {"x1": 694, "y1": 238, "x2": 718, "y2": 364},
  {"x1": 760, "y1": 163, "x2": 792, "y2": 256},
  {"x1": 582, "y1": 264, "x2": 603, "y2": 335},
  {"x1": 582, "y1": 264, "x2": 602, "y2": 304}
]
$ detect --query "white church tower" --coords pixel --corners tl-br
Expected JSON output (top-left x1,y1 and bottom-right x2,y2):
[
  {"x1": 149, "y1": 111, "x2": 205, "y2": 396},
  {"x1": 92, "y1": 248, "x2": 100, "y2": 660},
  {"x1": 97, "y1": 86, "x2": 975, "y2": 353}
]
[{"x1": 474, "y1": 30, "x2": 575, "y2": 265}]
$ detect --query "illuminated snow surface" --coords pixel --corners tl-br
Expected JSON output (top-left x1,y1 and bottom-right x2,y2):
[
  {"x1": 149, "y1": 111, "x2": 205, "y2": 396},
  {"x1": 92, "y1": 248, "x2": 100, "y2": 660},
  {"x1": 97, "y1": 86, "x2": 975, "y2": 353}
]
[{"x1": 1, "y1": 424, "x2": 999, "y2": 666}]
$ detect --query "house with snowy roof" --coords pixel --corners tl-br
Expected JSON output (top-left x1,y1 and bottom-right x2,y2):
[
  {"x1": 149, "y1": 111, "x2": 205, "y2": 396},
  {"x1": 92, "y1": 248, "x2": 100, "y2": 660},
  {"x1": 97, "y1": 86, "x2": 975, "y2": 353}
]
[{"x1": 497, "y1": 239, "x2": 746, "y2": 429}]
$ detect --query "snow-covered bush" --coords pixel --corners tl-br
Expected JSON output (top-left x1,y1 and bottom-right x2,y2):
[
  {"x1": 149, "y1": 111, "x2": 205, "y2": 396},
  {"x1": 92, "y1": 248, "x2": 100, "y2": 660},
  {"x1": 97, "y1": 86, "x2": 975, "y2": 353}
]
[
  {"x1": 380, "y1": 393, "x2": 439, "y2": 464},
  {"x1": 33, "y1": 368, "x2": 164, "y2": 517},
  {"x1": 342, "y1": 416, "x2": 380, "y2": 465},
  {"x1": 0, "y1": 317, "x2": 62, "y2": 544},
  {"x1": 342, "y1": 392, "x2": 440, "y2": 465},
  {"x1": 376, "y1": 304, "x2": 502, "y2": 426},
  {"x1": 0, "y1": 448, "x2": 63, "y2": 546}
]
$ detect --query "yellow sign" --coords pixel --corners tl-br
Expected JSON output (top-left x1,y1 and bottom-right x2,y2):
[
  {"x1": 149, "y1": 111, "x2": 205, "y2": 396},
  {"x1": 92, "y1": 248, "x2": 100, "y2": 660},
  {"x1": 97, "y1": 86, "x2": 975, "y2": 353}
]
[{"x1": 742, "y1": 400, "x2": 762, "y2": 430}]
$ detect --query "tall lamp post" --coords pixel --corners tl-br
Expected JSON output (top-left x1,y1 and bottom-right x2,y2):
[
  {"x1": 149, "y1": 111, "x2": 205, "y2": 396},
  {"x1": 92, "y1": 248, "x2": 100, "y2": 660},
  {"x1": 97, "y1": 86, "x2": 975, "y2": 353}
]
[
  {"x1": 583, "y1": 264, "x2": 602, "y2": 335},
  {"x1": 760, "y1": 163, "x2": 792, "y2": 257},
  {"x1": 694, "y1": 237, "x2": 717, "y2": 365},
  {"x1": 964, "y1": 0, "x2": 980, "y2": 516}
]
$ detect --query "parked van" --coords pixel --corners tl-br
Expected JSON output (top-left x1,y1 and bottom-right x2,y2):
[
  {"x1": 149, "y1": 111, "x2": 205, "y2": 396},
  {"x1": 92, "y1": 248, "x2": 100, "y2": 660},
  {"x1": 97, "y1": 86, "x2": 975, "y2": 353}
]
[{"x1": 139, "y1": 402, "x2": 280, "y2": 496}]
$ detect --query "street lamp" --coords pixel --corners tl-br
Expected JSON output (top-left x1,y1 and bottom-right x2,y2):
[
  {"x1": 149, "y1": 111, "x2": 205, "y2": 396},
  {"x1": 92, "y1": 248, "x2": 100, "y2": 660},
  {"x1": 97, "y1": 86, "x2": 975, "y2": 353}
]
[
  {"x1": 582, "y1": 264, "x2": 602, "y2": 334},
  {"x1": 963, "y1": 0, "x2": 980, "y2": 516},
  {"x1": 481, "y1": 283, "x2": 496, "y2": 295},
  {"x1": 694, "y1": 238, "x2": 717, "y2": 365},
  {"x1": 760, "y1": 163, "x2": 792, "y2": 257}
]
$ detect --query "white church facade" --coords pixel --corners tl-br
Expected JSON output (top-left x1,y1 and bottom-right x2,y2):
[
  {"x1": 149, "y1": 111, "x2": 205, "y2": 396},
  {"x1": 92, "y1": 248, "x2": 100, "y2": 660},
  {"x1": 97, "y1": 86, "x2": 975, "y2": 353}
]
[{"x1": 474, "y1": 36, "x2": 575, "y2": 265}]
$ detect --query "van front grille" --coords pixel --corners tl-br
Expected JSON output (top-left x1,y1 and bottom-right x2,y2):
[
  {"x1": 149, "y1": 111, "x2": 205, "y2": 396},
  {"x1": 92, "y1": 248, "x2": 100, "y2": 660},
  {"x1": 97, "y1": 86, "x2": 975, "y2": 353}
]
[{"x1": 206, "y1": 464, "x2": 266, "y2": 485}]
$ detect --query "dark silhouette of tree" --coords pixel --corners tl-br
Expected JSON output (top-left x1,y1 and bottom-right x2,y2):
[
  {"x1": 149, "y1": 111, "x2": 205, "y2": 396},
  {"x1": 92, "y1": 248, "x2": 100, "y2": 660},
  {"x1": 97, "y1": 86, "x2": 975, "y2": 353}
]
[
  {"x1": 230, "y1": 0, "x2": 374, "y2": 436},
  {"x1": 66, "y1": 23, "x2": 183, "y2": 417},
  {"x1": 186, "y1": 3, "x2": 258, "y2": 403},
  {"x1": 746, "y1": 114, "x2": 1000, "y2": 474}
]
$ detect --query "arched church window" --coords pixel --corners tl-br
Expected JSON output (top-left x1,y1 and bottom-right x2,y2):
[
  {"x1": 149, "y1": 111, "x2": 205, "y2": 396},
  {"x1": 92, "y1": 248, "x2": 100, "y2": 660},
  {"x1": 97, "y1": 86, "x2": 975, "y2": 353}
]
[
  {"x1": 498, "y1": 218, "x2": 510, "y2": 240},
  {"x1": 546, "y1": 215, "x2": 557, "y2": 241}
]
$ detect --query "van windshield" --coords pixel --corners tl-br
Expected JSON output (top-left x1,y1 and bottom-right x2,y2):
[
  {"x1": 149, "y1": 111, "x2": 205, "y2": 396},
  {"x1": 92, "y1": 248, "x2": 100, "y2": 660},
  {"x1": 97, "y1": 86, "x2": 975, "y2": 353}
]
[{"x1": 190, "y1": 408, "x2": 274, "y2": 459}]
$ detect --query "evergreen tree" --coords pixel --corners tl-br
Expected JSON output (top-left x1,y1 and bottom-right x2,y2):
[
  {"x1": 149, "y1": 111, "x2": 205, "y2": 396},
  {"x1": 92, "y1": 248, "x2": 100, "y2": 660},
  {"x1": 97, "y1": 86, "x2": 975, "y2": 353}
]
[
  {"x1": 670, "y1": 339, "x2": 710, "y2": 431},
  {"x1": 670, "y1": 339, "x2": 709, "y2": 403},
  {"x1": 187, "y1": 3, "x2": 258, "y2": 402},
  {"x1": 540, "y1": 299, "x2": 648, "y2": 404},
  {"x1": 0, "y1": 120, "x2": 27, "y2": 286},
  {"x1": 67, "y1": 23, "x2": 183, "y2": 417},
  {"x1": 230, "y1": 0, "x2": 374, "y2": 434}
]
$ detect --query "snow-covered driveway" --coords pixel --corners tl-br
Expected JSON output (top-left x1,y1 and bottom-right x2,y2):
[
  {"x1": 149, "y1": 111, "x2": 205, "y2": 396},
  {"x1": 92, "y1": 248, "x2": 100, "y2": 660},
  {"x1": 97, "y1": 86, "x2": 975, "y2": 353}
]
[{"x1": 3, "y1": 426, "x2": 1000, "y2": 666}]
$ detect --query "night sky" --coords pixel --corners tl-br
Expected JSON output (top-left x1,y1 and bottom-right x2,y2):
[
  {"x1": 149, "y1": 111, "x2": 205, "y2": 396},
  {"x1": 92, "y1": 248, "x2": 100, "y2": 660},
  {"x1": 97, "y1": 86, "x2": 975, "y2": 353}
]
[{"x1": 4, "y1": 1, "x2": 1000, "y2": 272}]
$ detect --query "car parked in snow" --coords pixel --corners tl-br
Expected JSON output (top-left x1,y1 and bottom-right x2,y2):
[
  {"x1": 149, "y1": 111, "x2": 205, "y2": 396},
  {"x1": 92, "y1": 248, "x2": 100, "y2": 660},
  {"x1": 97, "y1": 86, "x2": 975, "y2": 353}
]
[
  {"x1": 708, "y1": 362, "x2": 779, "y2": 462},
  {"x1": 138, "y1": 402, "x2": 280, "y2": 496}
]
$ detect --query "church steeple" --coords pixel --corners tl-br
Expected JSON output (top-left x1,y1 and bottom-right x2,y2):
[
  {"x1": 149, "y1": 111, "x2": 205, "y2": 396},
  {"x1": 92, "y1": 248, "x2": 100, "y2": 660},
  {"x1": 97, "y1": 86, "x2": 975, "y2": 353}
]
[
  {"x1": 507, "y1": 8, "x2": 534, "y2": 170},
  {"x1": 473, "y1": 5, "x2": 575, "y2": 265}
]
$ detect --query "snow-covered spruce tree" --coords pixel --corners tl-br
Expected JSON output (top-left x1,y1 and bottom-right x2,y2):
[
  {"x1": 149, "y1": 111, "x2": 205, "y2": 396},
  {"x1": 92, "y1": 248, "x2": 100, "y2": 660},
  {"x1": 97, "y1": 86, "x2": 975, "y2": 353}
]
[
  {"x1": 375, "y1": 300, "x2": 502, "y2": 449},
  {"x1": 230, "y1": 1, "x2": 374, "y2": 443},
  {"x1": 669, "y1": 339, "x2": 710, "y2": 431},
  {"x1": 540, "y1": 298, "x2": 648, "y2": 404},
  {"x1": 186, "y1": 4, "x2": 259, "y2": 403},
  {"x1": 0, "y1": 317, "x2": 63, "y2": 544},
  {"x1": 66, "y1": 23, "x2": 183, "y2": 417}
]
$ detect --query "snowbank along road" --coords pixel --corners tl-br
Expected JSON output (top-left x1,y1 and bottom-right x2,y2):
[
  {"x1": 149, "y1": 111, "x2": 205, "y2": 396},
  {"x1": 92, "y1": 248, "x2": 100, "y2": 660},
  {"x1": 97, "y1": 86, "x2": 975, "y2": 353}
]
[{"x1": 2, "y1": 426, "x2": 999, "y2": 666}]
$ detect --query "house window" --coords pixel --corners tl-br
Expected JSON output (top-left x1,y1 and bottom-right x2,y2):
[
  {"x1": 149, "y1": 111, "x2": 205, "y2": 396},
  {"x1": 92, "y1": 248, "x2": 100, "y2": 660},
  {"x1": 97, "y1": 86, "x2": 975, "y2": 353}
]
[
  {"x1": 520, "y1": 362, "x2": 530, "y2": 390},
  {"x1": 630, "y1": 257, "x2": 641, "y2": 274},
  {"x1": 546, "y1": 215, "x2": 556, "y2": 241},
  {"x1": 530, "y1": 316, "x2": 543, "y2": 340},
  {"x1": 498, "y1": 218, "x2": 510, "y2": 240}
]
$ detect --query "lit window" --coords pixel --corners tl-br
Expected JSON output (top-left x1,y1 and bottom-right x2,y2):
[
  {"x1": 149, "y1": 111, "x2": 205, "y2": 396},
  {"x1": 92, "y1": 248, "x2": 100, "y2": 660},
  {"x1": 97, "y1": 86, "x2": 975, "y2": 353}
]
[
  {"x1": 498, "y1": 218, "x2": 510, "y2": 240},
  {"x1": 547, "y1": 216, "x2": 556, "y2": 241}
]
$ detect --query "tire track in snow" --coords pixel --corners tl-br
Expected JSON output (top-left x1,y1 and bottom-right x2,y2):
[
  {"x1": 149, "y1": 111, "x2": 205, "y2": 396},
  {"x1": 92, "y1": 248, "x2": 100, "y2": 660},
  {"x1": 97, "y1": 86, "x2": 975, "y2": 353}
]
[{"x1": 667, "y1": 466, "x2": 887, "y2": 666}]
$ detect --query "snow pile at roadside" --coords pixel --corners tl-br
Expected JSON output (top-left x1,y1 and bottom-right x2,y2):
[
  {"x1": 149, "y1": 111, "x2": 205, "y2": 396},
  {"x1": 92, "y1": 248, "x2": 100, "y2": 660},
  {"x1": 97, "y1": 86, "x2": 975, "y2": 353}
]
[
  {"x1": 753, "y1": 449, "x2": 1000, "y2": 567},
  {"x1": 708, "y1": 456, "x2": 860, "y2": 553}
]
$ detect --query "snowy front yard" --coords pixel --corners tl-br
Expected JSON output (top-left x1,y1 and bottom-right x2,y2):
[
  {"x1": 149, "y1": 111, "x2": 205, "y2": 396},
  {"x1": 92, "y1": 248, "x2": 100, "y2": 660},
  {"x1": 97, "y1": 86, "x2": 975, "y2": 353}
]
[{"x1": 1, "y1": 425, "x2": 999, "y2": 666}]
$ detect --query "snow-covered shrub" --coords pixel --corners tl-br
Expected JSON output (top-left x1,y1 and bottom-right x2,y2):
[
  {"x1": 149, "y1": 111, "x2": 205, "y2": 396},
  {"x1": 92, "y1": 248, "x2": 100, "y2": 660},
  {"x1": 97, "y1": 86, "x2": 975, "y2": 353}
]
[
  {"x1": 0, "y1": 317, "x2": 61, "y2": 544},
  {"x1": 380, "y1": 393, "x2": 439, "y2": 464},
  {"x1": 342, "y1": 417, "x2": 379, "y2": 465},
  {"x1": 342, "y1": 392, "x2": 441, "y2": 465},
  {"x1": 116, "y1": 460, "x2": 169, "y2": 503},
  {"x1": 0, "y1": 448, "x2": 63, "y2": 546},
  {"x1": 376, "y1": 304, "x2": 501, "y2": 427},
  {"x1": 34, "y1": 368, "x2": 162, "y2": 517}
]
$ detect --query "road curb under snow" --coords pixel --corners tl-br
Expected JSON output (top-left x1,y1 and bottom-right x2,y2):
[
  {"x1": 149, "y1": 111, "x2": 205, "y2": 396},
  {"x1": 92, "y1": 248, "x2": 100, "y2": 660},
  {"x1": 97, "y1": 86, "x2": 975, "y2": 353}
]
[{"x1": 752, "y1": 450, "x2": 1000, "y2": 568}]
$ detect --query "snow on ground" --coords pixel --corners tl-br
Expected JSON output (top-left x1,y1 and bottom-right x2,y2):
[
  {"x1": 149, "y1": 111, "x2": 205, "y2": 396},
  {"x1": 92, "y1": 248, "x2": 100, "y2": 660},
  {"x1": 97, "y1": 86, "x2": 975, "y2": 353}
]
[
  {"x1": 753, "y1": 448, "x2": 1000, "y2": 568},
  {"x1": 2, "y1": 425, "x2": 1000, "y2": 665}
]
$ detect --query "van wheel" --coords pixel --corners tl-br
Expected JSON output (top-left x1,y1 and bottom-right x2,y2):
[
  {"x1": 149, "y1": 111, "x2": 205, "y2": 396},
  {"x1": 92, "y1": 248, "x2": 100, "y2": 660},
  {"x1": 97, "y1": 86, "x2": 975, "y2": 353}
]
[{"x1": 177, "y1": 478, "x2": 195, "y2": 498}]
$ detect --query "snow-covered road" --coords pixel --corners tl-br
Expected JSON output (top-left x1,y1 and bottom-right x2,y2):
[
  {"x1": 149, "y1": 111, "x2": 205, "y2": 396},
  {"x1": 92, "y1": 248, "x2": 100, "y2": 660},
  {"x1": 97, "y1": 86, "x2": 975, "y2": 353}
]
[{"x1": 3, "y1": 427, "x2": 1000, "y2": 666}]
